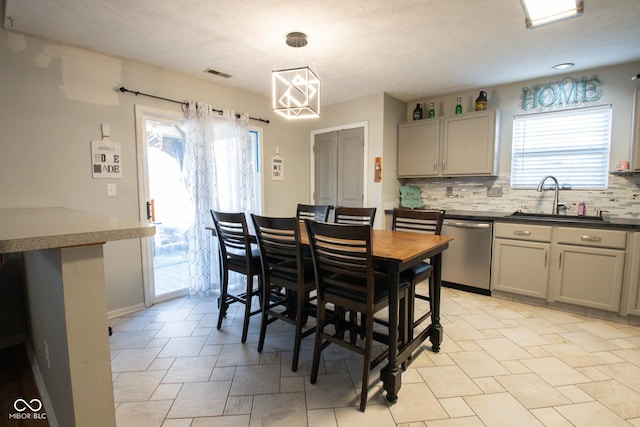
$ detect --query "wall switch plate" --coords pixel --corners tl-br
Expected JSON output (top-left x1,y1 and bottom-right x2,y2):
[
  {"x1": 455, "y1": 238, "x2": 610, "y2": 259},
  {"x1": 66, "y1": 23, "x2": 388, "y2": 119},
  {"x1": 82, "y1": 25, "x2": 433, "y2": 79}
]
[
  {"x1": 487, "y1": 186, "x2": 502, "y2": 197},
  {"x1": 107, "y1": 183, "x2": 117, "y2": 197}
]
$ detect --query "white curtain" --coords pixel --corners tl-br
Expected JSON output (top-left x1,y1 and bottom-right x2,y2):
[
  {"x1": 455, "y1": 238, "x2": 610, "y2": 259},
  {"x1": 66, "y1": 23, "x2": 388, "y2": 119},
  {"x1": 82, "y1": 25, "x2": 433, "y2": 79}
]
[{"x1": 183, "y1": 102, "x2": 254, "y2": 296}]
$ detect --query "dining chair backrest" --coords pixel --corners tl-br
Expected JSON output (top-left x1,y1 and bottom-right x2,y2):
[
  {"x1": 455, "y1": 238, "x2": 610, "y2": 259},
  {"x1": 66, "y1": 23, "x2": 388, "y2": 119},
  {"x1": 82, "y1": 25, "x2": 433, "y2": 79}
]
[
  {"x1": 210, "y1": 210, "x2": 254, "y2": 266},
  {"x1": 334, "y1": 206, "x2": 377, "y2": 226},
  {"x1": 296, "y1": 204, "x2": 331, "y2": 222},
  {"x1": 392, "y1": 208, "x2": 446, "y2": 235},
  {"x1": 305, "y1": 220, "x2": 374, "y2": 305},
  {"x1": 251, "y1": 215, "x2": 304, "y2": 285}
]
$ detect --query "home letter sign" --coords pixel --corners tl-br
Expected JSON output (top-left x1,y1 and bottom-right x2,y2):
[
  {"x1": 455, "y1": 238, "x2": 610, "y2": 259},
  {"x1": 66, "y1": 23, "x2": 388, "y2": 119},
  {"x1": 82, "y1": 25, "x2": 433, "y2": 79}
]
[{"x1": 520, "y1": 75, "x2": 603, "y2": 111}]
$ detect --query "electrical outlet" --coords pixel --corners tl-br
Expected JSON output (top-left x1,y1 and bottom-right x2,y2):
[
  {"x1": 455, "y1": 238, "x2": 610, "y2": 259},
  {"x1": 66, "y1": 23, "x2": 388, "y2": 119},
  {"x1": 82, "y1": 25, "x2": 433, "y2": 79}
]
[
  {"x1": 487, "y1": 186, "x2": 503, "y2": 197},
  {"x1": 446, "y1": 187, "x2": 453, "y2": 196},
  {"x1": 107, "y1": 183, "x2": 117, "y2": 197}
]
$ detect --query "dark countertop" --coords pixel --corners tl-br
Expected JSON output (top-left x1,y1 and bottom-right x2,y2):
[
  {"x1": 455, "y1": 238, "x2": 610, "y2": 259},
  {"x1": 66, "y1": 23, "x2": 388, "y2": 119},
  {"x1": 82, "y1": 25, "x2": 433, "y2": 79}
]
[{"x1": 385, "y1": 209, "x2": 640, "y2": 231}]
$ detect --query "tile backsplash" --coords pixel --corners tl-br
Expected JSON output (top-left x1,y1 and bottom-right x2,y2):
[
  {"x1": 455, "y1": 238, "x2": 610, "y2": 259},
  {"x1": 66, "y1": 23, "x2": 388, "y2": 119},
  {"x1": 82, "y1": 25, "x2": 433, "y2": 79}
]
[{"x1": 404, "y1": 173, "x2": 640, "y2": 218}]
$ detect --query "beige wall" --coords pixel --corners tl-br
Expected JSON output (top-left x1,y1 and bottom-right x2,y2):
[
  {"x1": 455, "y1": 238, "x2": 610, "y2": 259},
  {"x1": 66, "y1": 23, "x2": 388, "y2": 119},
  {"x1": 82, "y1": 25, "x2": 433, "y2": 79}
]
[
  {"x1": 308, "y1": 92, "x2": 406, "y2": 229},
  {"x1": 0, "y1": 29, "x2": 310, "y2": 311}
]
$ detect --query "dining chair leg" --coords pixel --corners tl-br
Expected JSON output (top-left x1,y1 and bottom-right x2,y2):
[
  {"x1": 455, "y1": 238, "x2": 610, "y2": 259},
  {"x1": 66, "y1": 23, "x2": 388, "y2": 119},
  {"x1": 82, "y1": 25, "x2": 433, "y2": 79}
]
[
  {"x1": 310, "y1": 301, "x2": 326, "y2": 384},
  {"x1": 407, "y1": 281, "x2": 416, "y2": 344},
  {"x1": 241, "y1": 274, "x2": 254, "y2": 343},
  {"x1": 292, "y1": 289, "x2": 305, "y2": 372},
  {"x1": 257, "y1": 283, "x2": 270, "y2": 353},
  {"x1": 360, "y1": 312, "x2": 374, "y2": 412},
  {"x1": 217, "y1": 269, "x2": 230, "y2": 330}
]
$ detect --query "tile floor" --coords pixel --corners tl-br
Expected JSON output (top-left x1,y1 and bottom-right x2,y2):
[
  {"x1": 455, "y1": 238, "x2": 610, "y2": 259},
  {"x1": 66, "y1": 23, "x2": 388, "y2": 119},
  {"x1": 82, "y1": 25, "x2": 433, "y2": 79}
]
[{"x1": 110, "y1": 285, "x2": 640, "y2": 427}]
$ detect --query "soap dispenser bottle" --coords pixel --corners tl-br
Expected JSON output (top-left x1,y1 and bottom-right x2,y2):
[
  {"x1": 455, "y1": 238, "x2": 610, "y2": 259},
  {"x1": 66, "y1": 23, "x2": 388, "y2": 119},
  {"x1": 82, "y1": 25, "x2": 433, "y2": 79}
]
[{"x1": 577, "y1": 202, "x2": 586, "y2": 216}]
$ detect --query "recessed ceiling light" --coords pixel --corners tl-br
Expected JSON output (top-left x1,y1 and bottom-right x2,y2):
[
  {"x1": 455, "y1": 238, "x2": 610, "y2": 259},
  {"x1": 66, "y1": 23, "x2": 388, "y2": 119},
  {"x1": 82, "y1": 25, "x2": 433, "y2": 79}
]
[{"x1": 552, "y1": 63, "x2": 575, "y2": 70}]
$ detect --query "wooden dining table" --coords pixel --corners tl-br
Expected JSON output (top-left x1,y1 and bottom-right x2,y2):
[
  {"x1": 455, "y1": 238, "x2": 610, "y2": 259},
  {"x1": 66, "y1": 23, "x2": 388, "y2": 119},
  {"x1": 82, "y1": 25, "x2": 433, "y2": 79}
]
[
  {"x1": 209, "y1": 218, "x2": 454, "y2": 403},
  {"x1": 301, "y1": 226, "x2": 453, "y2": 402}
]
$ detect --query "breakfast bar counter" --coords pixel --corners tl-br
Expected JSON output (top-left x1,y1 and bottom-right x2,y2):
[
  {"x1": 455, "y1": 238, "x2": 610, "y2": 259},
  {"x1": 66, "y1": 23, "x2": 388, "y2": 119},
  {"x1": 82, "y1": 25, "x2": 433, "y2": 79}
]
[{"x1": 0, "y1": 207, "x2": 154, "y2": 427}]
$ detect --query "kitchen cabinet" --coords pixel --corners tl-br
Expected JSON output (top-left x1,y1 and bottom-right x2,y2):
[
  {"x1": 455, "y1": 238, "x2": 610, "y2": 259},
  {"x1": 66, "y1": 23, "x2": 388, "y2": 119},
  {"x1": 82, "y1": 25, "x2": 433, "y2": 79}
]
[
  {"x1": 492, "y1": 223, "x2": 552, "y2": 298},
  {"x1": 441, "y1": 110, "x2": 500, "y2": 176},
  {"x1": 397, "y1": 110, "x2": 500, "y2": 178},
  {"x1": 631, "y1": 88, "x2": 640, "y2": 171},
  {"x1": 626, "y1": 233, "x2": 640, "y2": 316},
  {"x1": 397, "y1": 119, "x2": 440, "y2": 177},
  {"x1": 552, "y1": 227, "x2": 626, "y2": 312},
  {"x1": 493, "y1": 222, "x2": 628, "y2": 313}
]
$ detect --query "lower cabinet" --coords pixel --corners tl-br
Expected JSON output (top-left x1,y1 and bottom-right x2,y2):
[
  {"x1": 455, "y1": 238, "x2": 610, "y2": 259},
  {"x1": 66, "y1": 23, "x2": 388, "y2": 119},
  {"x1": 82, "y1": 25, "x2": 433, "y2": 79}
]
[
  {"x1": 492, "y1": 223, "x2": 552, "y2": 298},
  {"x1": 626, "y1": 233, "x2": 640, "y2": 316},
  {"x1": 552, "y1": 227, "x2": 626, "y2": 312},
  {"x1": 493, "y1": 239, "x2": 550, "y2": 298},
  {"x1": 553, "y1": 244, "x2": 625, "y2": 311},
  {"x1": 493, "y1": 222, "x2": 628, "y2": 313}
]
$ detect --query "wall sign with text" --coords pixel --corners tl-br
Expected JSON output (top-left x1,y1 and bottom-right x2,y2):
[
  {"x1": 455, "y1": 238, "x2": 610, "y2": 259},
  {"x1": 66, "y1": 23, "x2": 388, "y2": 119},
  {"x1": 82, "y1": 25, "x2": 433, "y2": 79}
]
[
  {"x1": 520, "y1": 75, "x2": 603, "y2": 112},
  {"x1": 91, "y1": 139, "x2": 122, "y2": 178},
  {"x1": 271, "y1": 155, "x2": 284, "y2": 181}
]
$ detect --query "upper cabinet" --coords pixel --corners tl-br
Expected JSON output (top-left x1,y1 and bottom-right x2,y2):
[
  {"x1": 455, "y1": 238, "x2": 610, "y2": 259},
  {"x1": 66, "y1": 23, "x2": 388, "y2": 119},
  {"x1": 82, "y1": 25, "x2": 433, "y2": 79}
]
[
  {"x1": 397, "y1": 119, "x2": 440, "y2": 177},
  {"x1": 397, "y1": 109, "x2": 501, "y2": 178},
  {"x1": 442, "y1": 110, "x2": 500, "y2": 176},
  {"x1": 631, "y1": 88, "x2": 640, "y2": 171}
]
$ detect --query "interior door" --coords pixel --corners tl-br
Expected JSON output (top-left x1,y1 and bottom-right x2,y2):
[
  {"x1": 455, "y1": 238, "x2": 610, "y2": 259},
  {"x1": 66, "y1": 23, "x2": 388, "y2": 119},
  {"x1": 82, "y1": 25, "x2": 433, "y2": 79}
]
[
  {"x1": 314, "y1": 131, "x2": 337, "y2": 206},
  {"x1": 337, "y1": 127, "x2": 364, "y2": 207},
  {"x1": 314, "y1": 127, "x2": 364, "y2": 208}
]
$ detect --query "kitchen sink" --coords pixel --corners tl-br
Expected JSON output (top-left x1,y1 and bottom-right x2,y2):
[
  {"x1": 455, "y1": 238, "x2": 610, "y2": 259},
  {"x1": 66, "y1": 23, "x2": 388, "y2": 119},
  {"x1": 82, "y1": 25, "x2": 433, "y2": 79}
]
[{"x1": 508, "y1": 211, "x2": 608, "y2": 223}]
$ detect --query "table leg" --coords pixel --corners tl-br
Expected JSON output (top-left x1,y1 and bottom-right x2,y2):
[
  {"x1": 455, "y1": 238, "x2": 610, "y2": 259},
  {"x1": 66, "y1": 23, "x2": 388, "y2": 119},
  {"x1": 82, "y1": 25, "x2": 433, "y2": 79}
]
[
  {"x1": 430, "y1": 252, "x2": 444, "y2": 352},
  {"x1": 381, "y1": 269, "x2": 401, "y2": 402}
]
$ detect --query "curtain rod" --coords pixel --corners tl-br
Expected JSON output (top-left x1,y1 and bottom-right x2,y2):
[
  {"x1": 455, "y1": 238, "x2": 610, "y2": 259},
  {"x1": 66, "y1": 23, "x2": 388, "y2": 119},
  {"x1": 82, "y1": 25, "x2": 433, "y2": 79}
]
[{"x1": 118, "y1": 86, "x2": 270, "y2": 124}]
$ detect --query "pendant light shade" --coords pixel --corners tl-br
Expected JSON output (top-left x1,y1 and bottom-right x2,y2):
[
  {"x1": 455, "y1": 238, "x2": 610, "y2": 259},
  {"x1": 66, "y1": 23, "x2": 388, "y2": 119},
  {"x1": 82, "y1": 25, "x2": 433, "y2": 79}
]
[{"x1": 272, "y1": 66, "x2": 320, "y2": 119}]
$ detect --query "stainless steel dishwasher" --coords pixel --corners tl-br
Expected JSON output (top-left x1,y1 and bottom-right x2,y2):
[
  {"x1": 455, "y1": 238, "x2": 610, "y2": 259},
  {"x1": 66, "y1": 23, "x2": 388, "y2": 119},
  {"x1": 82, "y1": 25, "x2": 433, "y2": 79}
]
[{"x1": 441, "y1": 219, "x2": 493, "y2": 295}]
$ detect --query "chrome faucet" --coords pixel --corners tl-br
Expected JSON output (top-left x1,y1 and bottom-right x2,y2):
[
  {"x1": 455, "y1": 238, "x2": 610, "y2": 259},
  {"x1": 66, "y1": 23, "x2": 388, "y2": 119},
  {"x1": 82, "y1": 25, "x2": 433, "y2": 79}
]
[{"x1": 537, "y1": 176, "x2": 561, "y2": 215}]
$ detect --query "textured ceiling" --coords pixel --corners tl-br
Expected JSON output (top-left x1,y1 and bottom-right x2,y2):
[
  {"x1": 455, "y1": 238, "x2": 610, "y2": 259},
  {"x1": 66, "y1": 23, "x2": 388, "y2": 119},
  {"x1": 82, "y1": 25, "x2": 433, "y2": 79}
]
[{"x1": 3, "y1": 0, "x2": 640, "y2": 106}]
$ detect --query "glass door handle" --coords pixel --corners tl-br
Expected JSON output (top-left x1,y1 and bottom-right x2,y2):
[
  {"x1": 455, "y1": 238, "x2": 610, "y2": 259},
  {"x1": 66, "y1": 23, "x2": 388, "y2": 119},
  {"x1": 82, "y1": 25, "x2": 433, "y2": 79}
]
[{"x1": 146, "y1": 199, "x2": 155, "y2": 222}]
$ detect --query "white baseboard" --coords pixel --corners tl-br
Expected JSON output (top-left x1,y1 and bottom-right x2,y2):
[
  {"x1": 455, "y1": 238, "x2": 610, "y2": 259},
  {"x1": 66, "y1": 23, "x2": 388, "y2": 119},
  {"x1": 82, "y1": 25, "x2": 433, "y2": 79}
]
[
  {"x1": 25, "y1": 339, "x2": 59, "y2": 427},
  {"x1": 108, "y1": 303, "x2": 146, "y2": 319}
]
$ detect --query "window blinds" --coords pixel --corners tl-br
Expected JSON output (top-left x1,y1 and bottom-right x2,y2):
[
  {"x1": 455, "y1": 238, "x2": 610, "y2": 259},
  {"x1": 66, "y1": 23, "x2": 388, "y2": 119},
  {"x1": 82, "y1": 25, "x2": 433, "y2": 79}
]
[{"x1": 511, "y1": 105, "x2": 612, "y2": 189}]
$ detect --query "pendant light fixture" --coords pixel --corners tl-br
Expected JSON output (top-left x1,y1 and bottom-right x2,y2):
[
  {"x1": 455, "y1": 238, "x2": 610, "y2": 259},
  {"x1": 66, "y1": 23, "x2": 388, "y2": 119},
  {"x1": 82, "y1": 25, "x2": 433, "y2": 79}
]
[{"x1": 272, "y1": 32, "x2": 320, "y2": 119}]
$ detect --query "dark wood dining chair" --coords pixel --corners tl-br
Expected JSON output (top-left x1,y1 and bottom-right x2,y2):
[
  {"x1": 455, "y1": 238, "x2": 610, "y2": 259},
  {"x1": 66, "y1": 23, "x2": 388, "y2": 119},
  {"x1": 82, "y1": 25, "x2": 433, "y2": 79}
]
[
  {"x1": 210, "y1": 210, "x2": 263, "y2": 343},
  {"x1": 333, "y1": 206, "x2": 377, "y2": 226},
  {"x1": 305, "y1": 220, "x2": 409, "y2": 412},
  {"x1": 251, "y1": 214, "x2": 317, "y2": 372},
  {"x1": 392, "y1": 208, "x2": 446, "y2": 339},
  {"x1": 296, "y1": 204, "x2": 331, "y2": 222}
]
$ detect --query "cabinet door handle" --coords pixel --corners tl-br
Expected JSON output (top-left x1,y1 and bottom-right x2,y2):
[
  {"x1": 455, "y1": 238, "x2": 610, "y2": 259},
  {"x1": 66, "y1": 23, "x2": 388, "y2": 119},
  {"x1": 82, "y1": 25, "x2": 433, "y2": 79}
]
[
  {"x1": 514, "y1": 230, "x2": 531, "y2": 236},
  {"x1": 559, "y1": 253, "x2": 562, "y2": 269},
  {"x1": 433, "y1": 157, "x2": 438, "y2": 171},
  {"x1": 544, "y1": 251, "x2": 548, "y2": 268},
  {"x1": 581, "y1": 235, "x2": 602, "y2": 242},
  {"x1": 442, "y1": 157, "x2": 446, "y2": 170}
]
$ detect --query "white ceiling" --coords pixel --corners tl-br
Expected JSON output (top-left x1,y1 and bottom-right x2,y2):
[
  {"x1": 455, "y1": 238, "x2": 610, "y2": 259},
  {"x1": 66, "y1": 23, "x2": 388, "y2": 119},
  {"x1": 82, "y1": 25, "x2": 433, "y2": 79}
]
[{"x1": 3, "y1": 0, "x2": 640, "y2": 106}]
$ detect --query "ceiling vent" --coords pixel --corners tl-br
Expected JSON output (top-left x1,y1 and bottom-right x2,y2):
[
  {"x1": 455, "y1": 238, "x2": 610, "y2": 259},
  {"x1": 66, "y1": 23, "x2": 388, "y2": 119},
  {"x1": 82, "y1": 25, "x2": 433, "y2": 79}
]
[{"x1": 204, "y1": 69, "x2": 232, "y2": 79}]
